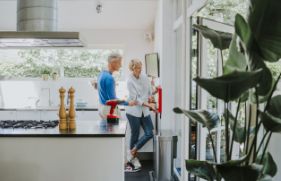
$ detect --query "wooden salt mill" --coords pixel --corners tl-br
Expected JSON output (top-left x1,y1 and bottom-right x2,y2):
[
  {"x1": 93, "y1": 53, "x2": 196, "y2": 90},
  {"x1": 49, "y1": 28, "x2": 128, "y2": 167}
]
[
  {"x1": 59, "y1": 87, "x2": 67, "y2": 130},
  {"x1": 68, "y1": 87, "x2": 76, "y2": 130}
]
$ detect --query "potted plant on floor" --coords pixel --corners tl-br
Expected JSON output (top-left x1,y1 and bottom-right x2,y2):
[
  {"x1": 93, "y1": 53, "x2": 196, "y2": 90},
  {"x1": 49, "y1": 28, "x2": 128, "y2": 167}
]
[{"x1": 174, "y1": 0, "x2": 281, "y2": 180}]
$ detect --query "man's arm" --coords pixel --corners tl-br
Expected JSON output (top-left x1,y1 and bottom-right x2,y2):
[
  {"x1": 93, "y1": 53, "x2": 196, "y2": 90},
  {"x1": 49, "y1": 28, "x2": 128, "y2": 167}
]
[
  {"x1": 105, "y1": 77, "x2": 117, "y2": 100},
  {"x1": 105, "y1": 77, "x2": 130, "y2": 106}
]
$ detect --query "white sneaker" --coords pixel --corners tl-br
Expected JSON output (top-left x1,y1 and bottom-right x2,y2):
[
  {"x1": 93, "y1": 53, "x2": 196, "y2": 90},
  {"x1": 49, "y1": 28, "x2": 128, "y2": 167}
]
[
  {"x1": 131, "y1": 157, "x2": 142, "y2": 169},
  {"x1": 125, "y1": 162, "x2": 141, "y2": 172}
]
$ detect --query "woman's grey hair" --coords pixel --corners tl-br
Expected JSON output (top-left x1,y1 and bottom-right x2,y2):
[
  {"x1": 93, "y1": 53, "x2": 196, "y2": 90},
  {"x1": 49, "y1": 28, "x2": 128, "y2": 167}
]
[
  {"x1": 107, "y1": 53, "x2": 122, "y2": 63},
  {"x1": 129, "y1": 59, "x2": 142, "y2": 71}
]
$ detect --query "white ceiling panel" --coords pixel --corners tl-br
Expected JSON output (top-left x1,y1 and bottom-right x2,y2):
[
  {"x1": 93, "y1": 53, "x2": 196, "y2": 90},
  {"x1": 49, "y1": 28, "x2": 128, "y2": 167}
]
[{"x1": 0, "y1": 0, "x2": 157, "y2": 30}]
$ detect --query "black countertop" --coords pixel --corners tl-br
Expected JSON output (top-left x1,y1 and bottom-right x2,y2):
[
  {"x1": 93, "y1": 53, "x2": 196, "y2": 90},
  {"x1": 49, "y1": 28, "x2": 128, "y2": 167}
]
[
  {"x1": 0, "y1": 107, "x2": 126, "y2": 111},
  {"x1": 0, "y1": 120, "x2": 127, "y2": 137}
]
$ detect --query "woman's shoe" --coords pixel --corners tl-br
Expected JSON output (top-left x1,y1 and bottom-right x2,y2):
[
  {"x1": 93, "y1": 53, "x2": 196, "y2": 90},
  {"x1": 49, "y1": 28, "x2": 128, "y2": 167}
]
[{"x1": 131, "y1": 157, "x2": 142, "y2": 169}]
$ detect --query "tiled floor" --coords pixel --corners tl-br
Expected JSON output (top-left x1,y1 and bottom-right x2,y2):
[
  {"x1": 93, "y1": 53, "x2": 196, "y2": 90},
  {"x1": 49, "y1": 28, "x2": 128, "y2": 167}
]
[{"x1": 125, "y1": 160, "x2": 153, "y2": 181}]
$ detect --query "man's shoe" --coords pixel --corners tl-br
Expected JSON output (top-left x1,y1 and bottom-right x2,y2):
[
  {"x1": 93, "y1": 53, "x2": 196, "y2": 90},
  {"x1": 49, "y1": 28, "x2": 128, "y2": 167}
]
[{"x1": 125, "y1": 162, "x2": 141, "y2": 173}]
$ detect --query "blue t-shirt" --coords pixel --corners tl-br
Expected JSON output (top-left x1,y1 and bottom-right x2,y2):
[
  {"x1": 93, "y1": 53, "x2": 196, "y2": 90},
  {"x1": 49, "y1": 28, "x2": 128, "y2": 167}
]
[{"x1": 97, "y1": 70, "x2": 128, "y2": 105}]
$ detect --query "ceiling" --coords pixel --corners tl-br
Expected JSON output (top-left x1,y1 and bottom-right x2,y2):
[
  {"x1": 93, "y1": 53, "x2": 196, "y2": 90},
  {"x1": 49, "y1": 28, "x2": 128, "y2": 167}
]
[{"x1": 0, "y1": 0, "x2": 158, "y2": 31}]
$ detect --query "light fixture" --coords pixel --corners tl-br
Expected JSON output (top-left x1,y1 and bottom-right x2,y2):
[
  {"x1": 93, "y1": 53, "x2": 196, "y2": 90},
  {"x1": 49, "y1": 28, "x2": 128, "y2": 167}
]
[
  {"x1": 0, "y1": 0, "x2": 83, "y2": 47},
  {"x1": 96, "y1": 1, "x2": 103, "y2": 14}
]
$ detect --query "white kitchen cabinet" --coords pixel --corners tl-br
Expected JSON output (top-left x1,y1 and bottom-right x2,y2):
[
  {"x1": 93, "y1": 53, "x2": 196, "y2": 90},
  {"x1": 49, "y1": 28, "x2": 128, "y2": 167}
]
[{"x1": 0, "y1": 121, "x2": 127, "y2": 181}]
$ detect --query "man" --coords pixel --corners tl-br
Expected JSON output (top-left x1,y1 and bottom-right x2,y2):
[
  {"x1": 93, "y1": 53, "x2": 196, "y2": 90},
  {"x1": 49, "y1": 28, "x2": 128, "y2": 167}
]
[{"x1": 97, "y1": 53, "x2": 136, "y2": 119}]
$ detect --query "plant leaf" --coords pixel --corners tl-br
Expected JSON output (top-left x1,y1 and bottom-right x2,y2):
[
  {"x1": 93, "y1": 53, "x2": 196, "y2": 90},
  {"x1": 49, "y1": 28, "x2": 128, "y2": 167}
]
[
  {"x1": 186, "y1": 160, "x2": 216, "y2": 181},
  {"x1": 194, "y1": 69, "x2": 263, "y2": 102},
  {"x1": 248, "y1": 0, "x2": 281, "y2": 62},
  {"x1": 239, "y1": 91, "x2": 249, "y2": 103},
  {"x1": 258, "y1": 175, "x2": 273, "y2": 181},
  {"x1": 216, "y1": 155, "x2": 248, "y2": 167},
  {"x1": 267, "y1": 95, "x2": 281, "y2": 117},
  {"x1": 217, "y1": 164, "x2": 261, "y2": 181},
  {"x1": 255, "y1": 65, "x2": 273, "y2": 96},
  {"x1": 173, "y1": 107, "x2": 219, "y2": 130},
  {"x1": 250, "y1": 81, "x2": 275, "y2": 104},
  {"x1": 256, "y1": 152, "x2": 277, "y2": 177},
  {"x1": 224, "y1": 34, "x2": 247, "y2": 74},
  {"x1": 235, "y1": 14, "x2": 253, "y2": 50},
  {"x1": 235, "y1": 14, "x2": 273, "y2": 96},
  {"x1": 193, "y1": 24, "x2": 232, "y2": 50},
  {"x1": 260, "y1": 112, "x2": 281, "y2": 133},
  {"x1": 224, "y1": 110, "x2": 246, "y2": 143}
]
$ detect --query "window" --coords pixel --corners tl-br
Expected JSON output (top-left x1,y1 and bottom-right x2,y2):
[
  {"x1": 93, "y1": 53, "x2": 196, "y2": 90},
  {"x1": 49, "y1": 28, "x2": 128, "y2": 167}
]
[
  {"x1": 0, "y1": 49, "x2": 123, "y2": 78},
  {"x1": 188, "y1": 18, "x2": 199, "y2": 181},
  {"x1": 196, "y1": 0, "x2": 248, "y2": 24},
  {"x1": 192, "y1": 17, "x2": 234, "y2": 165}
]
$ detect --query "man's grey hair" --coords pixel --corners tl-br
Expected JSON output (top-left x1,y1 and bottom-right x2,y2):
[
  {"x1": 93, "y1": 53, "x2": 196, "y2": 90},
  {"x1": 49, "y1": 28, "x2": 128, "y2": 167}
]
[{"x1": 107, "y1": 53, "x2": 122, "y2": 63}]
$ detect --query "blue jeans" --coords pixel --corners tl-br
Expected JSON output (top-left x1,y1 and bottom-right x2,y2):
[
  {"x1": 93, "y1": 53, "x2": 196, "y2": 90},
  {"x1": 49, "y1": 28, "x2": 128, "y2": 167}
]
[{"x1": 126, "y1": 113, "x2": 154, "y2": 150}]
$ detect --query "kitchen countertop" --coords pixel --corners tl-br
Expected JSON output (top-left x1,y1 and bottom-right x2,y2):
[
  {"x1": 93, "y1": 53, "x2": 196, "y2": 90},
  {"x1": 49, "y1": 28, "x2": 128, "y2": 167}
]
[
  {"x1": 0, "y1": 107, "x2": 98, "y2": 111},
  {"x1": 0, "y1": 106, "x2": 126, "y2": 111},
  {"x1": 0, "y1": 120, "x2": 127, "y2": 137}
]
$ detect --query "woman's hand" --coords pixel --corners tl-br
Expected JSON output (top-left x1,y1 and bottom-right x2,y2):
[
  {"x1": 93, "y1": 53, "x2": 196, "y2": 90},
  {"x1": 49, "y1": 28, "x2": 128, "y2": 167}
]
[
  {"x1": 128, "y1": 100, "x2": 137, "y2": 106},
  {"x1": 148, "y1": 103, "x2": 157, "y2": 112}
]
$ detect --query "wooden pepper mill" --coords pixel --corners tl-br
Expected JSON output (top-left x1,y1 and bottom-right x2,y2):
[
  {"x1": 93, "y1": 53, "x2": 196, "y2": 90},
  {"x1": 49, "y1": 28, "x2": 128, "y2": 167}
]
[
  {"x1": 59, "y1": 87, "x2": 67, "y2": 130},
  {"x1": 68, "y1": 87, "x2": 76, "y2": 130}
]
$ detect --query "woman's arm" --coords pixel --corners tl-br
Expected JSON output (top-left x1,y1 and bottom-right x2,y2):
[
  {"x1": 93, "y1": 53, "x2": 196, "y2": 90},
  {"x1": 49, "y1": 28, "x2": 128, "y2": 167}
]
[
  {"x1": 127, "y1": 81, "x2": 143, "y2": 106},
  {"x1": 142, "y1": 102, "x2": 157, "y2": 112}
]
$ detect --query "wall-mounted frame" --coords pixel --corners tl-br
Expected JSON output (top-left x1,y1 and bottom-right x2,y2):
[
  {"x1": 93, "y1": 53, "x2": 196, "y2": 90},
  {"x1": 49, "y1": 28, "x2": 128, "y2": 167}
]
[{"x1": 145, "y1": 53, "x2": 160, "y2": 78}]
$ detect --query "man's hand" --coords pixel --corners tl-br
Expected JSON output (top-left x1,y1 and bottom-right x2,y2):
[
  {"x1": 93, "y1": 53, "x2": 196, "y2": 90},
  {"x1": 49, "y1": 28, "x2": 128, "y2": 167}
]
[
  {"x1": 148, "y1": 96, "x2": 155, "y2": 103},
  {"x1": 91, "y1": 80, "x2": 97, "y2": 89},
  {"x1": 128, "y1": 100, "x2": 137, "y2": 106}
]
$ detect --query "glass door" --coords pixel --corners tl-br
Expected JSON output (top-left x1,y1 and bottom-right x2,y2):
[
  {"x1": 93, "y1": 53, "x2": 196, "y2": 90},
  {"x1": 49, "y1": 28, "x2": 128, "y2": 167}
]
[{"x1": 189, "y1": 18, "x2": 238, "y2": 181}]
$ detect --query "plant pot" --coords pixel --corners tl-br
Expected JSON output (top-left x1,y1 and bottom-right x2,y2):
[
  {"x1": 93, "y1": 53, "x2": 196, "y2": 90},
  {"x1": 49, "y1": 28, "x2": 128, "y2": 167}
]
[
  {"x1": 42, "y1": 74, "x2": 49, "y2": 81},
  {"x1": 52, "y1": 73, "x2": 58, "y2": 80}
]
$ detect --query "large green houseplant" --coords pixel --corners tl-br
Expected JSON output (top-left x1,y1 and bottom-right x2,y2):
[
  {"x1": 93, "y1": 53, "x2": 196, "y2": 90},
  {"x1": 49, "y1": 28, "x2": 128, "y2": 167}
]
[{"x1": 174, "y1": 0, "x2": 281, "y2": 180}]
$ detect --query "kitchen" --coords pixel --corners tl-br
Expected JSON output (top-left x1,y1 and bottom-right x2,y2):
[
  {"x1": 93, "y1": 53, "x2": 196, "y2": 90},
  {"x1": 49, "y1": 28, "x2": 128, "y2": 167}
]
[
  {"x1": 0, "y1": 0, "x2": 158, "y2": 181},
  {"x1": 1, "y1": 0, "x2": 281, "y2": 181}
]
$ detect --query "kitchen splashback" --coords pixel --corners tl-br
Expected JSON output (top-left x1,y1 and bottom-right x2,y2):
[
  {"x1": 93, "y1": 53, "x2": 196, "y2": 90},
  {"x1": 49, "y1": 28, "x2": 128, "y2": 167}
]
[{"x1": 0, "y1": 79, "x2": 127, "y2": 109}]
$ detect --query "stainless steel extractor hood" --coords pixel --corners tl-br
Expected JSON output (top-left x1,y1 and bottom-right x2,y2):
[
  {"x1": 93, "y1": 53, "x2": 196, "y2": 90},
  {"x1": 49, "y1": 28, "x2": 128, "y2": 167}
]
[{"x1": 0, "y1": 0, "x2": 83, "y2": 47}]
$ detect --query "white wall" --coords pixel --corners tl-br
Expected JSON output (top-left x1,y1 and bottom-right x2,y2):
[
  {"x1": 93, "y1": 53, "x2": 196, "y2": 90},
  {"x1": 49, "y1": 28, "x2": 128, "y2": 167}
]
[{"x1": 154, "y1": 0, "x2": 176, "y2": 130}]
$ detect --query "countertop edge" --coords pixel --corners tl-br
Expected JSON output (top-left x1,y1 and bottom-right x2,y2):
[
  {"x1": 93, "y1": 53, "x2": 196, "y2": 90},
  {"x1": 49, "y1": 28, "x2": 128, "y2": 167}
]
[
  {"x1": 0, "y1": 108, "x2": 126, "y2": 111},
  {"x1": 0, "y1": 134, "x2": 126, "y2": 138}
]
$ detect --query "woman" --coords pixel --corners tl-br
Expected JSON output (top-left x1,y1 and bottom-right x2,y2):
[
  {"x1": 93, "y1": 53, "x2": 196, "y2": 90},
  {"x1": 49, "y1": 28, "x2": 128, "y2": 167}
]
[{"x1": 125, "y1": 59, "x2": 156, "y2": 172}]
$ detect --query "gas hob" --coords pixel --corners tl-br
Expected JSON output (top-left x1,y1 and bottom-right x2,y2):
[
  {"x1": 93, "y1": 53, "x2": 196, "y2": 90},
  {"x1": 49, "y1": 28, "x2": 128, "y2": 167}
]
[{"x1": 0, "y1": 120, "x2": 59, "y2": 129}]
